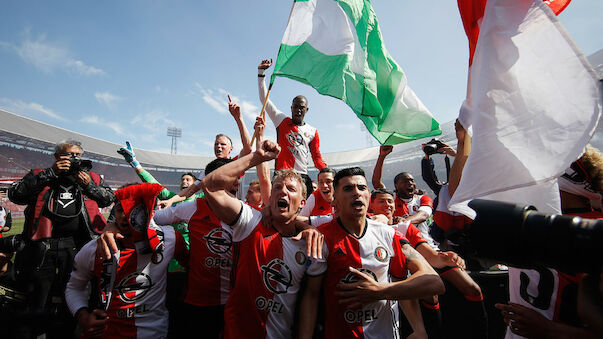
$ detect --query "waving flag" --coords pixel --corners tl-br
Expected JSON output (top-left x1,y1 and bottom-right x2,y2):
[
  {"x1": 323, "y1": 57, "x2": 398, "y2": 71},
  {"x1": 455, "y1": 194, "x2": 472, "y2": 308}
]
[
  {"x1": 271, "y1": 0, "x2": 441, "y2": 145},
  {"x1": 449, "y1": 0, "x2": 600, "y2": 218}
]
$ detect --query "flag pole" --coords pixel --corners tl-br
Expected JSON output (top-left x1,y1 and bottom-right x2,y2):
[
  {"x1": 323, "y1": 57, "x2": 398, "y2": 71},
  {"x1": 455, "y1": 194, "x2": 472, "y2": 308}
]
[
  {"x1": 249, "y1": 1, "x2": 295, "y2": 147},
  {"x1": 249, "y1": 81, "x2": 274, "y2": 147}
]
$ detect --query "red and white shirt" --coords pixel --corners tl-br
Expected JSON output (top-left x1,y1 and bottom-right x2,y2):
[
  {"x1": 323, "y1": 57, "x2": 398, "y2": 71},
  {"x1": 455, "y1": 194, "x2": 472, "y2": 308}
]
[
  {"x1": 432, "y1": 184, "x2": 472, "y2": 233},
  {"x1": 300, "y1": 189, "x2": 333, "y2": 217},
  {"x1": 66, "y1": 226, "x2": 186, "y2": 339},
  {"x1": 259, "y1": 76, "x2": 326, "y2": 174},
  {"x1": 224, "y1": 203, "x2": 326, "y2": 339},
  {"x1": 394, "y1": 194, "x2": 436, "y2": 249},
  {"x1": 318, "y1": 218, "x2": 409, "y2": 339},
  {"x1": 154, "y1": 198, "x2": 233, "y2": 307},
  {"x1": 392, "y1": 220, "x2": 428, "y2": 249}
]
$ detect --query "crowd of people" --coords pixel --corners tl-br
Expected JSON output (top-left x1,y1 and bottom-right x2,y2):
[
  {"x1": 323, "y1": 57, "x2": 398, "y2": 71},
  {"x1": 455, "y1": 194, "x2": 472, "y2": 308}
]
[{"x1": 0, "y1": 59, "x2": 601, "y2": 339}]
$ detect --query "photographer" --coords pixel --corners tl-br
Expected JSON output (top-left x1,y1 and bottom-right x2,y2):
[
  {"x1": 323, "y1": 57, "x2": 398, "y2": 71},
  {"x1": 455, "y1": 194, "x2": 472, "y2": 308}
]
[
  {"x1": 421, "y1": 138, "x2": 455, "y2": 197},
  {"x1": 7, "y1": 139, "x2": 114, "y2": 338}
]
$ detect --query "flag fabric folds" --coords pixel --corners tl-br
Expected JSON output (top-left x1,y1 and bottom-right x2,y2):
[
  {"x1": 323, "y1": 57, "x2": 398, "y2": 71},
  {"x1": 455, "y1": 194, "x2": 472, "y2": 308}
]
[
  {"x1": 449, "y1": 0, "x2": 600, "y2": 218},
  {"x1": 271, "y1": 0, "x2": 441, "y2": 145}
]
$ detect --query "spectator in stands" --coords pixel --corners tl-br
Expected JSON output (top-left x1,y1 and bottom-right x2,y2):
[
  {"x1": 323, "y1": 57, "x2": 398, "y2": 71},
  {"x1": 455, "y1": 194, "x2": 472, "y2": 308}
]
[
  {"x1": 0, "y1": 190, "x2": 12, "y2": 236},
  {"x1": 258, "y1": 58, "x2": 327, "y2": 197},
  {"x1": 7, "y1": 139, "x2": 114, "y2": 338}
]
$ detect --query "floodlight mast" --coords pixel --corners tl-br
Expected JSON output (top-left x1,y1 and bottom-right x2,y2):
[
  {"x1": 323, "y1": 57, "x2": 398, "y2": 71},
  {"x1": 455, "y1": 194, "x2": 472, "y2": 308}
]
[{"x1": 167, "y1": 127, "x2": 182, "y2": 154}]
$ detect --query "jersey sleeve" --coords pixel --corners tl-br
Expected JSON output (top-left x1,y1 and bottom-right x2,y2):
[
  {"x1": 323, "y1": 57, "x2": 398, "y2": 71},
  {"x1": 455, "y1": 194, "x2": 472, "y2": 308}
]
[
  {"x1": 307, "y1": 247, "x2": 328, "y2": 276},
  {"x1": 65, "y1": 240, "x2": 97, "y2": 315},
  {"x1": 230, "y1": 202, "x2": 262, "y2": 242},
  {"x1": 299, "y1": 193, "x2": 316, "y2": 217},
  {"x1": 258, "y1": 74, "x2": 286, "y2": 127},
  {"x1": 172, "y1": 230, "x2": 189, "y2": 268},
  {"x1": 405, "y1": 224, "x2": 428, "y2": 249},
  {"x1": 153, "y1": 200, "x2": 197, "y2": 225},
  {"x1": 138, "y1": 169, "x2": 174, "y2": 200},
  {"x1": 309, "y1": 130, "x2": 327, "y2": 170},
  {"x1": 389, "y1": 231, "x2": 410, "y2": 280}
]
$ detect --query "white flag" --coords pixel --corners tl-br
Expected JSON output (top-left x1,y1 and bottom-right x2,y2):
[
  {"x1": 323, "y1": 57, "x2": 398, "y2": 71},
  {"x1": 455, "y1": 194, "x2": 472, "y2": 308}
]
[{"x1": 450, "y1": 0, "x2": 601, "y2": 218}]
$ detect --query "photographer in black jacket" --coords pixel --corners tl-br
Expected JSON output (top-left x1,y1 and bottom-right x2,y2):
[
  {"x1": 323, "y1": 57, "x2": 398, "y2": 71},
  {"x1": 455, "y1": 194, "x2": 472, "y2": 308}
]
[{"x1": 7, "y1": 139, "x2": 114, "y2": 338}]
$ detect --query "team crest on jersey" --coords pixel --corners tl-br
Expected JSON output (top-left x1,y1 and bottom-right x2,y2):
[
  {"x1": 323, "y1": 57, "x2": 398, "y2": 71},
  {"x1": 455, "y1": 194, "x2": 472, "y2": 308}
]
[
  {"x1": 287, "y1": 132, "x2": 303, "y2": 146},
  {"x1": 374, "y1": 246, "x2": 389, "y2": 262},
  {"x1": 203, "y1": 228, "x2": 233, "y2": 254},
  {"x1": 340, "y1": 268, "x2": 378, "y2": 284},
  {"x1": 261, "y1": 258, "x2": 293, "y2": 294},
  {"x1": 115, "y1": 272, "x2": 154, "y2": 303},
  {"x1": 295, "y1": 251, "x2": 307, "y2": 266}
]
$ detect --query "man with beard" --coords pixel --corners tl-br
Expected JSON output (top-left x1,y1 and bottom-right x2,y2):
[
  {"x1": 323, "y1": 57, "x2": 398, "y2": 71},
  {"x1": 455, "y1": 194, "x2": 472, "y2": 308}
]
[{"x1": 8, "y1": 139, "x2": 114, "y2": 338}]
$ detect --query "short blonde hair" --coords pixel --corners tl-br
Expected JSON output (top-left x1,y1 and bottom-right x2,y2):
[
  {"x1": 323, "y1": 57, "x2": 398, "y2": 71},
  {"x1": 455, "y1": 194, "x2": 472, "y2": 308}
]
[
  {"x1": 582, "y1": 144, "x2": 603, "y2": 192},
  {"x1": 272, "y1": 169, "x2": 307, "y2": 198}
]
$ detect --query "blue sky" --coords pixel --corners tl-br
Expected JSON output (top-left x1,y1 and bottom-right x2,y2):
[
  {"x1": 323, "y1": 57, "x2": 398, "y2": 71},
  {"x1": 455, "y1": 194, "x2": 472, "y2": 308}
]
[{"x1": 1, "y1": 1, "x2": 601, "y2": 156}]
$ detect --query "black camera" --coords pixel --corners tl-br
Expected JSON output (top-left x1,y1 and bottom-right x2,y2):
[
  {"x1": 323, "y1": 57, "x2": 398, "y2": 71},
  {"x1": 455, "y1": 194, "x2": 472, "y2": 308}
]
[
  {"x1": 423, "y1": 138, "x2": 446, "y2": 156},
  {"x1": 466, "y1": 199, "x2": 602, "y2": 274},
  {"x1": 0, "y1": 234, "x2": 25, "y2": 253},
  {"x1": 67, "y1": 156, "x2": 92, "y2": 174}
]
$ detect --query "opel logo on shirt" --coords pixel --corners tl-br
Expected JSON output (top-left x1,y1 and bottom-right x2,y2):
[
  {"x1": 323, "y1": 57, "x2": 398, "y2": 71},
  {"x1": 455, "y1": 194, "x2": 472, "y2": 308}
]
[
  {"x1": 340, "y1": 268, "x2": 378, "y2": 284},
  {"x1": 287, "y1": 132, "x2": 303, "y2": 147},
  {"x1": 115, "y1": 272, "x2": 153, "y2": 303},
  {"x1": 203, "y1": 228, "x2": 233, "y2": 254},
  {"x1": 261, "y1": 258, "x2": 293, "y2": 294}
]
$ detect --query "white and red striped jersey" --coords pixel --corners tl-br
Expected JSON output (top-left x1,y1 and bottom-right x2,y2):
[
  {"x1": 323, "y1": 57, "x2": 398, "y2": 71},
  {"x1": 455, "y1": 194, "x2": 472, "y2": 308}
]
[
  {"x1": 153, "y1": 197, "x2": 233, "y2": 306},
  {"x1": 66, "y1": 226, "x2": 186, "y2": 339},
  {"x1": 300, "y1": 189, "x2": 333, "y2": 217},
  {"x1": 318, "y1": 218, "x2": 409, "y2": 339},
  {"x1": 259, "y1": 76, "x2": 326, "y2": 174},
  {"x1": 394, "y1": 194, "x2": 437, "y2": 249},
  {"x1": 432, "y1": 184, "x2": 472, "y2": 233},
  {"x1": 224, "y1": 203, "x2": 326, "y2": 339}
]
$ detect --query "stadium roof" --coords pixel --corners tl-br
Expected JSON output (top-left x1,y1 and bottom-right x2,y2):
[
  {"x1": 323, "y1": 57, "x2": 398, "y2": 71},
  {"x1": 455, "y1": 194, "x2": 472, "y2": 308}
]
[{"x1": 1, "y1": 108, "x2": 458, "y2": 170}]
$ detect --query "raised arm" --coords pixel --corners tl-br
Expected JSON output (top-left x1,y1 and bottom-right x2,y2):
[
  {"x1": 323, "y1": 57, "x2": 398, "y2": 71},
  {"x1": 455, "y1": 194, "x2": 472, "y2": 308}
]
[
  {"x1": 118, "y1": 141, "x2": 177, "y2": 200},
  {"x1": 372, "y1": 145, "x2": 392, "y2": 190},
  {"x1": 309, "y1": 130, "x2": 327, "y2": 170},
  {"x1": 257, "y1": 58, "x2": 287, "y2": 126},
  {"x1": 254, "y1": 116, "x2": 271, "y2": 206},
  {"x1": 448, "y1": 120, "x2": 470, "y2": 198},
  {"x1": 203, "y1": 140, "x2": 281, "y2": 225},
  {"x1": 228, "y1": 94, "x2": 253, "y2": 157}
]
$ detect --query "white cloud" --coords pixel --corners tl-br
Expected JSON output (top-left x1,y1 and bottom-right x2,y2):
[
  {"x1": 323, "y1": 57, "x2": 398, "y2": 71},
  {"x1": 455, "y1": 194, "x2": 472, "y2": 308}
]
[
  {"x1": 131, "y1": 110, "x2": 176, "y2": 134},
  {"x1": 0, "y1": 97, "x2": 63, "y2": 120},
  {"x1": 94, "y1": 91, "x2": 122, "y2": 108},
  {"x1": 0, "y1": 32, "x2": 105, "y2": 76},
  {"x1": 80, "y1": 115, "x2": 125, "y2": 135},
  {"x1": 194, "y1": 83, "x2": 260, "y2": 121}
]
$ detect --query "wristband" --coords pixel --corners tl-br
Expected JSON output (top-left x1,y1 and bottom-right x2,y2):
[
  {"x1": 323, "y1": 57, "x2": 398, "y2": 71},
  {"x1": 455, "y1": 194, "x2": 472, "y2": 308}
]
[{"x1": 258, "y1": 74, "x2": 265, "y2": 78}]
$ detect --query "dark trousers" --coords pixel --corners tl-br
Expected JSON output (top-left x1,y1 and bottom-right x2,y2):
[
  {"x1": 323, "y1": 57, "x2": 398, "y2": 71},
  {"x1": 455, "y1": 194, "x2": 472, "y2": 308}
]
[
  {"x1": 13, "y1": 237, "x2": 78, "y2": 338},
  {"x1": 181, "y1": 303, "x2": 225, "y2": 339}
]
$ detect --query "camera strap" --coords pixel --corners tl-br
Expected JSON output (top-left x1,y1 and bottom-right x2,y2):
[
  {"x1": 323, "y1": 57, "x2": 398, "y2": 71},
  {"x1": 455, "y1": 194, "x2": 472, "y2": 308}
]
[{"x1": 445, "y1": 155, "x2": 451, "y2": 183}]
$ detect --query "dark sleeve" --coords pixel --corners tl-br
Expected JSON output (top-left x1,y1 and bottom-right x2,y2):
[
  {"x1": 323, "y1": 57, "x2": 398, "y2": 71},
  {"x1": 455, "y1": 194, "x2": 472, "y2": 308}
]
[
  {"x1": 81, "y1": 174, "x2": 115, "y2": 208},
  {"x1": 8, "y1": 168, "x2": 57, "y2": 205},
  {"x1": 5, "y1": 211, "x2": 11, "y2": 230},
  {"x1": 421, "y1": 158, "x2": 442, "y2": 195}
]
